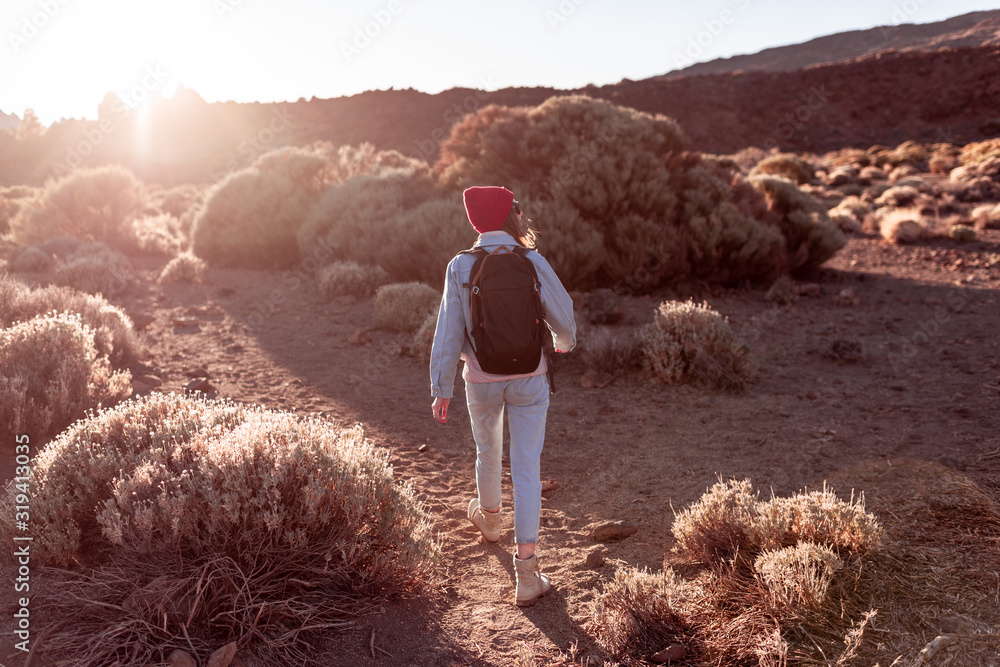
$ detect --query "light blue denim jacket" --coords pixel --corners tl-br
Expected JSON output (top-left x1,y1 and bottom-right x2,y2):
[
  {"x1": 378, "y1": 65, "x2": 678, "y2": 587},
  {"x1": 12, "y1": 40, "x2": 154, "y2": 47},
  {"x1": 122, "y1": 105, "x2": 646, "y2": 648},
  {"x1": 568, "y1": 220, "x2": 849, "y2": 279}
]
[{"x1": 429, "y1": 231, "x2": 577, "y2": 399}]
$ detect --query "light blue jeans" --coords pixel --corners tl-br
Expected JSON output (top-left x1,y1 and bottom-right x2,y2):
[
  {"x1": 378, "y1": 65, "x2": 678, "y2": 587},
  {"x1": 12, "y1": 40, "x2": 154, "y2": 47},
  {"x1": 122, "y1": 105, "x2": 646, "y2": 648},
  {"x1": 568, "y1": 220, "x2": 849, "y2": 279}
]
[{"x1": 465, "y1": 373, "x2": 549, "y2": 544}]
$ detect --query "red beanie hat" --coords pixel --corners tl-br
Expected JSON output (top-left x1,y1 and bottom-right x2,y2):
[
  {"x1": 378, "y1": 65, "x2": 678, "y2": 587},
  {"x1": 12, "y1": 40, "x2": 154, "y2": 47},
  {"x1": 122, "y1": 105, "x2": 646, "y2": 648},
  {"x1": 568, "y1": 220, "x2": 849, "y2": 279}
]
[{"x1": 463, "y1": 186, "x2": 515, "y2": 234}]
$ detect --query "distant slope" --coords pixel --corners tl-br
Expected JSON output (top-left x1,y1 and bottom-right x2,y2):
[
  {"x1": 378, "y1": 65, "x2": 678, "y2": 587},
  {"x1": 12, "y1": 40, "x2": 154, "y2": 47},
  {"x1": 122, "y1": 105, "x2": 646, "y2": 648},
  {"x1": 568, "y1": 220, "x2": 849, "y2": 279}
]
[{"x1": 664, "y1": 10, "x2": 1000, "y2": 77}]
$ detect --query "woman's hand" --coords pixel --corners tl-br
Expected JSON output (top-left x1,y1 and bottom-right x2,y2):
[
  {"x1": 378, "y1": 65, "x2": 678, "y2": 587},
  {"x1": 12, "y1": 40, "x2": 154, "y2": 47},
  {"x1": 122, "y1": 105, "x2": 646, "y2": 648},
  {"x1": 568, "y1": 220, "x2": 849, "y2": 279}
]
[{"x1": 432, "y1": 397, "x2": 450, "y2": 424}]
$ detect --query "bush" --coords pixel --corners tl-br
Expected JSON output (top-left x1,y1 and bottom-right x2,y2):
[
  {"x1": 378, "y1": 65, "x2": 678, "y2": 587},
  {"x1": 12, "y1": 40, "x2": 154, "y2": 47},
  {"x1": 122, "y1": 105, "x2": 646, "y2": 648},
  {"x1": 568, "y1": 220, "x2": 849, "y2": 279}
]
[
  {"x1": 0, "y1": 393, "x2": 438, "y2": 665},
  {"x1": 638, "y1": 299, "x2": 756, "y2": 391},
  {"x1": 0, "y1": 185, "x2": 39, "y2": 235},
  {"x1": 131, "y1": 212, "x2": 183, "y2": 255},
  {"x1": 54, "y1": 241, "x2": 133, "y2": 296},
  {"x1": 158, "y1": 252, "x2": 206, "y2": 284},
  {"x1": 0, "y1": 274, "x2": 142, "y2": 368},
  {"x1": 828, "y1": 196, "x2": 870, "y2": 234},
  {"x1": 749, "y1": 176, "x2": 847, "y2": 276},
  {"x1": 749, "y1": 153, "x2": 815, "y2": 184},
  {"x1": 875, "y1": 185, "x2": 921, "y2": 208},
  {"x1": 410, "y1": 311, "x2": 437, "y2": 361},
  {"x1": 9, "y1": 166, "x2": 143, "y2": 249},
  {"x1": 373, "y1": 282, "x2": 440, "y2": 332},
  {"x1": 878, "y1": 209, "x2": 925, "y2": 244},
  {"x1": 972, "y1": 203, "x2": 1000, "y2": 229},
  {"x1": 8, "y1": 245, "x2": 53, "y2": 272},
  {"x1": 192, "y1": 147, "x2": 328, "y2": 268},
  {"x1": 959, "y1": 138, "x2": 1000, "y2": 167},
  {"x1": 317, "y1": 261, "x2": 390, "y2": 300},
  {"x1": 300, "y1": 173, "x2": 475, "y2": 285},
  {"x1": 591, "y1": 479, "x2": 884, "y2": 666},
  {"x1": 581, "y1": 325, "x2": 641, "y2": 374},
  {"x1": 0, "y1": 312, "x2": 131, "y2": 446}
]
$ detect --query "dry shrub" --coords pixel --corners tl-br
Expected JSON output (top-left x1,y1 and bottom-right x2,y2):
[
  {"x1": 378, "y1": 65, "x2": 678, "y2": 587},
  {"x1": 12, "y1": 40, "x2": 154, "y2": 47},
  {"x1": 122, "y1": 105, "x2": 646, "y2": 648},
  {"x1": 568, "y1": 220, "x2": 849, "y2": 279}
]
[
  {"x1": 373, "y1": 282, "x2": 440, "y2": 332},
  {"x1": 581, "y1": 325, "x2": 641, "y2": 374},
  {"x1": 869, "y1": 141, "x2": 929, "y2": 169},
  {"x1": 317, "y1": 261, "x2": 390, "y2": 300},
  {"x1": 972, "y1": 202, "x2": 1000, "y2": 229},
  {"x1": 131, "y1": 212, "x2": 183, "y2": 255},
  {"x1": 9, "y1": 165, "x2": 143, "y2": 249},
  {"x1": 0, "y1": 393, "x2": 439, "y2": 666},
  {"x1": 639, "y1": 299, "x2": 756, "y2": 391},
  {"x1": 0, "y1": 274, "x2": 143, "y2": 368},
  {"x1": 874, "y1": 185, "x2": 921, "y2": 209},
  {"x1": 878, "y1": 208, "x2": 926, "y2": 244},
  {"x1": 824, "y1": 147, "x2": 870, "y2": 169},
  {"x1": 959, "y1": 138, "x2": 1000, "y2": 166},
  {"x1": 326, "y1": 141, "x2": 431, "y2": 183},
  {"x1": 749, "y1": 175, "x2": 846, "y2": 277},
  {"x1": 410, "y1": 311, "x2": 437, "y2": 361},
  {"x1": 0, "y1": 184, "x2": 40, "y2": 235},
  {"x1": 749, "y1": 153, "x2": 815, "y2": 185},
  {"x1": 158, "y1": 252, "x2": 206, "y2": 284},
  {"x1": 0, "y1": 312, "x2": 131, "y2": 446},
  {"x1": 8, "y1": 244, "x2": 53, "y2": 272},
  {"x1": 437, "y1": 95, "x2": 805, "y2": 290},
  {"x1": 828, "y1": 196, "x2": 870, "y2": 234},
  {"x1": 592, "y1": 478, "x2": 885, "y2": 666},
  {"x1": 192, "y1": 147, "x2": 328, "y2": 268},
  {"x1": 54, "y1": 241, "x2": 133, "y2": 296},
  {"x1": 299, "y1": 173, "x2": 475, "y2": 285}
]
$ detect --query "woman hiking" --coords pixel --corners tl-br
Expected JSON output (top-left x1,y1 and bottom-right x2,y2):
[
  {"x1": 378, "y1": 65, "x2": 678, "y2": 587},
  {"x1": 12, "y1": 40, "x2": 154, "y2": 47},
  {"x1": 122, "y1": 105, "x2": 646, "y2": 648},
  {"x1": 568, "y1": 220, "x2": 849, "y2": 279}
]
[{"x1": 428, "y1": 185, "x2": 577, "y2": 607}]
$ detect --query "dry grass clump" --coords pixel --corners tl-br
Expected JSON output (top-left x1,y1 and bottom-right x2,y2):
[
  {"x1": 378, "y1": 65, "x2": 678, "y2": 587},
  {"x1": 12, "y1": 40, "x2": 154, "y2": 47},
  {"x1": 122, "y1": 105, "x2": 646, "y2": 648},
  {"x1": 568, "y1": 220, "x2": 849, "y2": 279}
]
[
  {"x1": 157, "y1": 251, "x2": 207, "y2": 284},
  {"x1": 581, "y1": 325, "x2": 641, "y2": 374},
  {"x1": 639, "y1": 299, "x2": 756, "y2": 391},
  {"x1": 9, "y1": 165, "x2": 143, "y2": 249},
  {"x1": 878, "y1": 208, "x2": 926, "y2": 244},
  {"x1": 0, "y1": 274, "x2": 143, "y2": 368},
  {"x1": 299, "y1": 174, "x2": 474, "y2": 285},
  {"x1": 749, "y1": 153, "x2": 815, "y2": 185},
  {"x1": 874, "y1": 184, "x2": 921, "y2": 208},
  {"x1": 0, "y1": 393, "x2": 439, "y2": 666},
  {"x1": 0, "y1": 312, "x2": 131, "y2": 446},
  {"x1": 591, "y1": 478, "x2": 886, "y2": 666},
  {"x1": 373, "y1": 282, "x2": 441, "y2": 332},
  {"x1": 54, "y1": 241, "x2": 134, "y2": 296},
  {"x1": 192, "y1": 147, "x2": 329, "y2": 268},
  {"x1": 749, "y1": 175, "x2": 846, "y2": 276},
  {"x1": 869, "y1": 140, "x2": 929, "y2": 169},
  {"x1": 827, "y1": 196, "x2": 870, "y2": 234},
  {"x1": 972, "y1": 202, "x2": 1000, "y2": 229},
  {"x1": 959, "y1": 138, "x2": 1000, "y2": 166},
  {"x1": 317, "y1": 260, "x2": 390, "y2": 300},
  {"x1": 410, "y1": 311, "x2": 438, "y2": 361}
]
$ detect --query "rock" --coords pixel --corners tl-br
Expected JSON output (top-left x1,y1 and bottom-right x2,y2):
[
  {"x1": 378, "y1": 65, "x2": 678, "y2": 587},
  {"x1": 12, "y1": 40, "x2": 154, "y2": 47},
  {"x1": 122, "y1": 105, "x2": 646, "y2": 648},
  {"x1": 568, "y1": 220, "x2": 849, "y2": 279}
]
[
  {"x1": 650, "y1": 644, "x2": 687, "y2": 664},
  {"x1": 541, "y1": 480, "x2": 559, "y2": 493},
  {"x1": 226, "y1": 343, "x2": 244, "y2": 353},
  {"x1": 185, "y1": 378, "x2": 215, "y2": 394},
  {"x1": 206, "y1": 642, "x2": 239, "y2": 667},
  {"x1": 417, "y1": 444, "x2": 428, "y2": 453},
  {"x1": 168, "y1": 649, "x2": 197, "y2": 667},
  {"x1": 585, "y1": 549, "x2": 606, "y2": 568},
  {"x1": 592, "y1": 521, "x2": 638, "y2": 542},
  {"x1": 185, "y1": 367, "x2": 209, "y2": 378},
  {"x1": 949, "y1": 224, "x2": 977, "y2": 242},
  {"x1": 171, "y1": 316, "x2": 200, "y2": 329},
  {"x1": 796, "y1": 283, "x2": 821, "y2": 297},
  {"x1": 824, "y1": 339, "x2": 863, "y2": 363},
  {"x1": 217, "y1": 286, "x2": 237, "y2": 298},
  {"x1": 833, "y1": 287, "x2": 860, "y2": 306},
  {"x1": 131, "y1": 374, "x2": 163, "y2": 396},
  {"x1": 587, "y1": 288, "x2": 626, "y2": 324},
  {"x1": 348, "y1": 328, "x2": 371, "y2": 345}
]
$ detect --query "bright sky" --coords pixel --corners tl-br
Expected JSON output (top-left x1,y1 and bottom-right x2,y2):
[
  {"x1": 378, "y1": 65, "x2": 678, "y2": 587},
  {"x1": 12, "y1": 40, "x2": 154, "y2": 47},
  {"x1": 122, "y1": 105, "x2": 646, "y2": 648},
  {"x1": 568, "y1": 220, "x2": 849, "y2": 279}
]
[{"x1": 3, "y1": 0, "x2": 1000, "y2": 124}]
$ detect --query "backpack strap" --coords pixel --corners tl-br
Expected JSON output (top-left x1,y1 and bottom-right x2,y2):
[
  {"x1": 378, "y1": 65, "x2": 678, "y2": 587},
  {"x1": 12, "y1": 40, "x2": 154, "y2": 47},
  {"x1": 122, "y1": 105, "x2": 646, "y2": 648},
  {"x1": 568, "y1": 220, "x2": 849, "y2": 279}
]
[{"x1": 512, "y1": 247, "x2": 557, "y2": 394}]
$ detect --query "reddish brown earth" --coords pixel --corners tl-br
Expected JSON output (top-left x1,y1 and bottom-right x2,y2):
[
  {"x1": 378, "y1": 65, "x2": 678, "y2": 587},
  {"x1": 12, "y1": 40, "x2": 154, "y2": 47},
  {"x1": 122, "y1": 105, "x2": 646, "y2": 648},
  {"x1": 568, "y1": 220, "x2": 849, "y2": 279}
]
[{"x1": 7, "y1": 227, "x2": 995, "y2": 664}]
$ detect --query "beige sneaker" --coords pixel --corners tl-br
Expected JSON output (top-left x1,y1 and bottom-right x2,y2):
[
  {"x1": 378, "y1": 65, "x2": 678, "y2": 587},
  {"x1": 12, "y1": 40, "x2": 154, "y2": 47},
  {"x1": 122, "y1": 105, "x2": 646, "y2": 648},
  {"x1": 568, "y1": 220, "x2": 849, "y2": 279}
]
[
  {"x1": 513, "y1": 553, "x2": 551, "y2": 606},
  {"x1": 467, "y1": 498, "x2": 501, "y2": 542}
]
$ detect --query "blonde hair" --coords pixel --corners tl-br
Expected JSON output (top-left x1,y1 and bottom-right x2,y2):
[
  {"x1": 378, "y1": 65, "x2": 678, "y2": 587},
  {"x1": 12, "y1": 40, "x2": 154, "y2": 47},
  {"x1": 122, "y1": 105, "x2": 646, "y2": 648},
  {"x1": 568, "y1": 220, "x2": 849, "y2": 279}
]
[{"x1": 499, "y1": 202, "x2": 538, "y2": 249}]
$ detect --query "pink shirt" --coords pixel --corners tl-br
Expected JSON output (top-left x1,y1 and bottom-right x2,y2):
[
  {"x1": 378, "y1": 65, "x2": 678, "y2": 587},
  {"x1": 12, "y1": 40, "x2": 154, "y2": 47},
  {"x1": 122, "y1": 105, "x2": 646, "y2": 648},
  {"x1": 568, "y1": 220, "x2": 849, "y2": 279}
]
[{"x1": 461, "y1": 349, "x2": 547, "y2": 384}]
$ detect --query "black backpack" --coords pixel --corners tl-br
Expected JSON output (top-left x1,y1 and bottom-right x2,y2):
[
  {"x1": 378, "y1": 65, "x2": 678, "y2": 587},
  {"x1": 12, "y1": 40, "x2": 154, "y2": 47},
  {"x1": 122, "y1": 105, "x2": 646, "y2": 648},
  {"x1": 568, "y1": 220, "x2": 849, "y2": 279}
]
[{"x1": 461, "y1": 245, "x2": 547, "y2": 376}]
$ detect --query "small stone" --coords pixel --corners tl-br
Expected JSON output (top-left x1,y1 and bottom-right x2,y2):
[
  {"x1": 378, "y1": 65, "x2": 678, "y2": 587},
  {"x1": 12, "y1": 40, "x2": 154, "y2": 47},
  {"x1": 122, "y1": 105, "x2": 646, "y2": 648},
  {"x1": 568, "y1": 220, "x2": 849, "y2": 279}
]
[
  {"x1": 185, "y1": 367, "x2": 209, "y2": 378},
  {"x1": 206, "y1": 642, "x2": 239, "y2": 667},
  {"x1": 796, "y1": 283, "x2": 821, "y2": 297},
  {"x1": 541, "y1": 480, "x2": 559, "y2": 493},
  {"x1": 805, "y1": 391, "x2": 818, "y2": 400},
  {"x1": 585, "y1": 549, "x2": 606, "y2": 568},
  {"x1": 171, "y1": 316, "x2": 200, "y2": 329},
  {"x1": 226, "y1": 343, "x2": 244, "y2": 353},
  {"x1": 650, "y1": 644, "x2": 687, "y2": 664},
  {"x1": 348, "y1": 328, "x2": 371, "y2": 345},
  {"x1": 168, "y1": 649, "x2": 197, "y2": 667},
  {"x1": 417, "y1": 444, "x2": 428, "y2": 453},
  {"x1": 185, "y1": 378, "x2": 215, "y2": 394},
  {"x1": 592, "y1": 521, "x2": 638, "y2": 542},
  {"x1": 833, "y1": 287, "x2": 860, "y2": 306}
]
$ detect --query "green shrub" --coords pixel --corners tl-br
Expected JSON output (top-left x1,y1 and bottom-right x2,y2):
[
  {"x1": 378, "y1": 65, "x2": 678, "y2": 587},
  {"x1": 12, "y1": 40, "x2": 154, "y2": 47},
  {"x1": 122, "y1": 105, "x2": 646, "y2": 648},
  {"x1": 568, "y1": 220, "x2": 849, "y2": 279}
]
[
  {"x1": 158, "y1": 252, "x2": 206, "y2": 284},
  {"x1": 373, "y1": 282, "x2": 440, "y2": 332},
  {"x1": 0, "y1": 312, "x2": 131, "y2": 446},
  {"x1": 0, "y1": 393, "x2": 438, "y2": 665},
  {"x1": 639, "y1": 299, "x2": 756, "y2": 391},
  {"x1": 54, "y1": 241, "x2": 133, "y2": 296},
  {"x1": 749, "y1": 153, "x2": 815, "y2": 184},
  {"x1": 299, "y1": 173, "x2": 474, "y2": 285},
  {"x1": 749, "y1": 175, "x2": 846, "y2": 276},
  {"x1": 436, "y1": 95, "x2": 819, "y2": 290},
  {"x1": 192, "y1": 147, "x2": 328, "y2": 268},
  {"x1": 0, "y1": 274, "x2": 142, "y2": 368},
  {"x1": 317, "y1": 261, "x2": 390, "y2": 300},
  {"x1": 9, "y1": 166, "x2": 143, "y2": 249}
]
